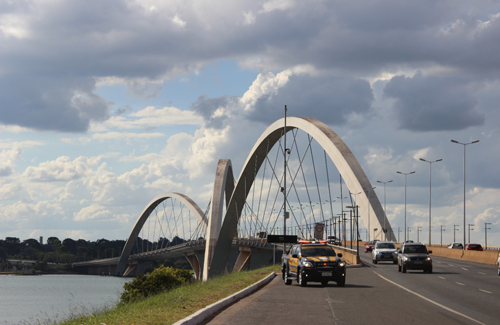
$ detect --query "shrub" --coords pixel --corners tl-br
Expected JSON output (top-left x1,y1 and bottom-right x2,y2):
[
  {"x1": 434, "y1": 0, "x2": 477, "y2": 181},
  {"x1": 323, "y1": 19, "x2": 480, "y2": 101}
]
[{"x1": 120, "y1": 265, "x2": 193, "y2": 303}]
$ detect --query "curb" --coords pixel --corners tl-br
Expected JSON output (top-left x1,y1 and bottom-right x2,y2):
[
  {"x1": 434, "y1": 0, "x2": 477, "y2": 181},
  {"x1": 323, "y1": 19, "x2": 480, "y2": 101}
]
[{"x1": 173, "y1": 272, "x2": 277, "y2": 325}]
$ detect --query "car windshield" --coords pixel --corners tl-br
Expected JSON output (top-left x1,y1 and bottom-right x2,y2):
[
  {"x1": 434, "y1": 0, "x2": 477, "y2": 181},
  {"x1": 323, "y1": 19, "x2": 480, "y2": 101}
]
[
  {"x1": 376, "y1": 243, "x2": 395, "y2": 249},
  {"x1": 469, "y1": 244, "x2": 480, "y2": 248},
  {"x1": 366, "y1": 241, "x2": 375, "y2": 245},
  {"x1": 404, "y1": 245, "x2": 427, "y2": 254},
  {"x1": 301, "y1": 247, "x2": 336, "y2": 257}
]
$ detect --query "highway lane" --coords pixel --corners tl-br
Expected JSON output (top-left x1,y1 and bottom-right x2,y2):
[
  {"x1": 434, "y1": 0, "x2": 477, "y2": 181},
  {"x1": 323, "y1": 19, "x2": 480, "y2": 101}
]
[
  {"x1": 204, "y1": 258, "x2": 499, "y2": 324},
  {"x1": 359, "y1": 250, "x2": 500, "y2": 324}
]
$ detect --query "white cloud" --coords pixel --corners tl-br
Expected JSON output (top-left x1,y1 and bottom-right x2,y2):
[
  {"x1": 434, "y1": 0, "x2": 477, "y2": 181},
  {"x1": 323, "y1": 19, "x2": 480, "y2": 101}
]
[
  {"x1": 74, "y1": 204, "x2": 113, "y2": 221},
  {"x1": 23, "y1": 156, "x2": 102, "y2": 182},
  {"x1": 102, "y1": 106, "x2": 202, "y2": 130}
]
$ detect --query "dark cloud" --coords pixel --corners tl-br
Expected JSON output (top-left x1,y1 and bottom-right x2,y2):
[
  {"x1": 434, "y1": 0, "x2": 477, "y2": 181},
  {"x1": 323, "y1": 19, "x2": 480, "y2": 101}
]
[
  {"x1": 1, "y1": 0, "x2": 500, "y2": 132},
  {"x1": 190, "y1": 94, "x2": 239, "y2": 129},
  {"x1": 246, "y1": 74, "x2": 373, "y2": 125},
  {"x1": 383, "y1": 72, "x2": 484, "y2": 131},
  {"x1": 0, "y1": 74, "x2": 109, "y2": 132}
]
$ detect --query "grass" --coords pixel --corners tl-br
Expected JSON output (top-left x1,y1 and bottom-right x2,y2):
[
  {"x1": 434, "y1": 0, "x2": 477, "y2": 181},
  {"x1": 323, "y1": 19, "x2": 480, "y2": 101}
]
[{"x1": 59, "y1": 264, "x2": 280, "y2": 325}]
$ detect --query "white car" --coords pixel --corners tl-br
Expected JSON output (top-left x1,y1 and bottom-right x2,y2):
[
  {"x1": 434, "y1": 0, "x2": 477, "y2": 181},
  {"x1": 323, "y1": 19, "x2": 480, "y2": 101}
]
[
  {"x1": 497, "y1": 253, "x2": 500, "y2": 276},
  {"x1": 372, "y1": 241, "x2": 397, "y2": 264}
]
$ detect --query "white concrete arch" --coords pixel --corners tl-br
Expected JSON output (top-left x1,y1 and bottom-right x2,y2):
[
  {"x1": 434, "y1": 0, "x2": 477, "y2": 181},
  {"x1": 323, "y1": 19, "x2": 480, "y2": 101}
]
[
  {"x1": 115, "y1": 192, "x2": 206, "y2": 276},
  {"x1": 202, "y1": 159, "x2": 234, "y2": 280},
  {"x1": 208, "y1": 117, "x2": 394, "y2": 277}
]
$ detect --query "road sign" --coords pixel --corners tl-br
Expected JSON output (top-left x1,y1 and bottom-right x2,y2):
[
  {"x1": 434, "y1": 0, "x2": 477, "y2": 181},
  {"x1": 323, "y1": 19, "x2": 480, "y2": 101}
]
[
  {"x1": 315, "y1": 223, "x2": 324, "y2": 239},
  {"x1": 267, "y1": 235, "x2": 298, "y2": 244}
]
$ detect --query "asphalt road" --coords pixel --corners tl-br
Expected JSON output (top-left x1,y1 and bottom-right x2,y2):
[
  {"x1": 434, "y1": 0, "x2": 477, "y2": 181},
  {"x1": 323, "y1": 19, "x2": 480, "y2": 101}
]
[{"x1": 203, "y1": 252, "x2": 499, "y2": 325}]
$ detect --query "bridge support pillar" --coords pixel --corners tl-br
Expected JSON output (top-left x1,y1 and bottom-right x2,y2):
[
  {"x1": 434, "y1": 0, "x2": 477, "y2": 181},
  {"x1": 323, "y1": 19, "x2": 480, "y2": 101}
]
[
  {"x1": 185, "y1": 250, "x2": 205, "y2": 280},
  {"x1": 232, "y1": 247, "x2": 252, "y2": 273}
]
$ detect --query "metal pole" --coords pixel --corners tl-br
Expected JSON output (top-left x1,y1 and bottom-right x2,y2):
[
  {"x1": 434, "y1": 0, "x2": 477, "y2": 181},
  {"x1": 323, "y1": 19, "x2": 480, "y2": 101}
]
[
  {"x1": 283, "y1": 105, "x2": 287, "y2": 255},
  {"x1": 451, "y1": 139, "x2": 479, "y2": 247},
  {"x1": 485, "y1": 223, "x2": 491, "y2": 249},
  {"x1": 397, "y1": 171, "x2": 415, "y2": 242},
  {"x1": 468, "y1": 224, "x2": 474, "y2": 244}
]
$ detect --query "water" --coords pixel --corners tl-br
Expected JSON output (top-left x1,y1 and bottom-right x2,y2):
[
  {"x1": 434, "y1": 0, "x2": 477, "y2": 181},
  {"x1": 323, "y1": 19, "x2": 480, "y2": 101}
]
[{"x1": 0, "y1": 274, "x2": 131, "y2": 325}]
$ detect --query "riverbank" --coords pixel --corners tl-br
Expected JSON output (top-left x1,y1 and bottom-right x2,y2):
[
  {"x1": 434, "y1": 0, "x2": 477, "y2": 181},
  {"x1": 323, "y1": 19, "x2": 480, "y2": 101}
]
[{"x1": 59, "y1": 265, "x2": 281, "y2": 325}]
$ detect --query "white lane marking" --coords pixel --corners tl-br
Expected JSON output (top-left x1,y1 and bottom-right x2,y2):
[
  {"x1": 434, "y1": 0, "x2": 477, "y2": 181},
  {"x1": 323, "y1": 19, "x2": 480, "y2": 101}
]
[
  {"x1": 374, "y1": 271, "x2": 486, "y2": 325},
  {"x1": 456, "y1": 282, "x2": 465, "y2": 286},
  {"x1": 438, "y1": 276, "x2": 446, "y2": 280},
  {"x1": 479, "y1": 289, "x2": 492, "y2": 294},
  {"x1": 478, "y1": 272, "x2": 486, "y2": 275},
  {"x1": 461, "y1": 267, "x2": 468, "y2": 271}
]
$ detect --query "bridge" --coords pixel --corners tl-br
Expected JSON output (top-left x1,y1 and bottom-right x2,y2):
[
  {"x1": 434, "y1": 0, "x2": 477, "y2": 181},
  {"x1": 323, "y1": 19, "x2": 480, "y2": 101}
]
[{"x1": 73, "y1": 116, "x2": 394, "y2": 280}]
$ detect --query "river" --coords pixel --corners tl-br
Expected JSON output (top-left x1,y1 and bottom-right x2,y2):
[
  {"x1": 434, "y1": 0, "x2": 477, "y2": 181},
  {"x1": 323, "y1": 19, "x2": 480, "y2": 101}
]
[{"x1": 0, "y1": 274, "x2": 131, "y2": 325}]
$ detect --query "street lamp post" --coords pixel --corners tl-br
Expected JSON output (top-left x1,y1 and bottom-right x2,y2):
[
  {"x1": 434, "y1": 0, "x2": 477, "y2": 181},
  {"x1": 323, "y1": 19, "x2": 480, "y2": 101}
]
[
  {"x1": 377, "y1": 180, "x2": 392, "y2": 240},
  {"x1": 485, "y1": 223, "x2": 492, "y2": 249},
  {"x1": 468, "y1": 224, "x2": 474, "y2": 244},
  {"x1": 440, "y1": 225, "x2": 445, "y2": 246},
  {"x1": 453, "y1": 224, "x2": 460, "y2": 242},
  {"x1": 417, "y1": 226, "x2": 422, "y2": 243},
  {"x1": 397, "y1": 171, "x2": 415, "y2": 242},
  {"x1": 407, "y1": 227, "x2": 411, "y2": 241},
  {"x1": 420, "y1": 158, "x2": 442, "y2": 247},
  {"x1": 451, "y1": 139, "x2": 479, "y2": 248}
]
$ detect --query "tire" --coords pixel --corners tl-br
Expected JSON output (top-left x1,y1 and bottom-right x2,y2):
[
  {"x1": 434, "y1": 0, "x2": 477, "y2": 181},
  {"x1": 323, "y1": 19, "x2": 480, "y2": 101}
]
[
  {"x1": 337, "y1": 277, "x2": 346, "y2": 287},
  {"x1": 284, "y1": 269, "x2": 292, "y2": 285},
  {"x1": 373, "y1": 260, "x2": 378, "y2": 264},
  {"x1": 321, "y1": 280, "x2": 328, "y2": 287},
  {"x1": 398, "y1": 264, "x2": 401, "y2": 272},
  {"x1": 427, "y1": 267, "x2": 433, "y2": 274},
  {"x1": 402, "y1": 264, "x2": 407, "y2": 273},
  {"x1": 298, "y1": 269, "x2": 307, "y2": 287},
  {"x1": 393, "y1": 260, "x2": 397, "y2": 265}
]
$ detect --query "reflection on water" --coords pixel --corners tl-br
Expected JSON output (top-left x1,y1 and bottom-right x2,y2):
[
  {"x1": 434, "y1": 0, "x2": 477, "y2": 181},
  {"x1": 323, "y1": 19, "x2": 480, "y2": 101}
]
[{"x1": 0, "y1": 274, "x2": 130, "y2": 325}]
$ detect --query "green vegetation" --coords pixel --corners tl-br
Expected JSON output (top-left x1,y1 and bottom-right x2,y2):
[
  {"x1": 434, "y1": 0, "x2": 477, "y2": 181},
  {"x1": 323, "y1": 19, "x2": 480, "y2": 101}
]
[
  {"x1": 120, "y1": 266, "x2": 193, "y2": 303},
  {"x1": 60, "y1": 265, "x2": 280, "y2": 325}
]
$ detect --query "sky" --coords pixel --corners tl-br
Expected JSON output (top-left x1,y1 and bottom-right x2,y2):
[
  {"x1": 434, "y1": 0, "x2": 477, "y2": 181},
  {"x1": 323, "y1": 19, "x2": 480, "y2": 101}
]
[{"x1": 1, "y1": 0, "x2": 499, "y2": 247}]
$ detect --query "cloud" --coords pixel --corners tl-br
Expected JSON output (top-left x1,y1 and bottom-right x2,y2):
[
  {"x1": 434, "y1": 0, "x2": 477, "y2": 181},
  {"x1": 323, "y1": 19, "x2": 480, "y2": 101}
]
[
  {"x1": 2, "y1": 0, "x2": 500, "y2": 133},
  {"x1": 103, "y1": 106, "x2": 202, "y2": 130},
  {"x1": 74, "y1": 204, "x2": 113, "y2": 221},
  {"x1": 23, "y1": 156, "x2": 102, "y2": 182},
  {"x1": 0, "y1": 146, "x2": 23, "y2": 177},
  {"x1": 92, "y1": 131, "x2": 165, "y2": 142},
  {"x1": 383, "y1": 72, "x2": 484, "y2": 131},
  {"x1": 190, "y1": 95, "x2": 240, "y2": 129},
  {"x1": 245, "y1": 72, "x2": 374, "y2": 125}
]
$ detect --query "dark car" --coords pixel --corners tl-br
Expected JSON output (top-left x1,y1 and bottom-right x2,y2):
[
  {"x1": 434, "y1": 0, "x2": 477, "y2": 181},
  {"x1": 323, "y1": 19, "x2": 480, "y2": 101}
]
[
  {"x1": 465, "y1": 243, "x2": 483, "y2": 251},
  {"x1": 397, "y1": 243, "x2": 433, "y2": 273},
  {"x1": 282, "y1": 242, "x2": 346, "y2": 287},
  {"x1": 327, "y1": 236, "x2": 342, "y2": 245},
  {"x1": 364, "y1": 241, "x2": 376, "y2": 252}
]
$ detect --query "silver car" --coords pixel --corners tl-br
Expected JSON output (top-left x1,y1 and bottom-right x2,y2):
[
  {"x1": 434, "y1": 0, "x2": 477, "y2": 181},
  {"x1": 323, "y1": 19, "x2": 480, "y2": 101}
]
[{"x1": 372, "y1": 241, "x2": 397, "y2": 264}]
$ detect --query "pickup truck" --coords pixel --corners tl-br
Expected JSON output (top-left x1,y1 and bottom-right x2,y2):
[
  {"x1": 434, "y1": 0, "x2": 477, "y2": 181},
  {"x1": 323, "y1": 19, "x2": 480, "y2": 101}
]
[{"x1": 282, "y1": 242, "x2": 346, "y2": 287}]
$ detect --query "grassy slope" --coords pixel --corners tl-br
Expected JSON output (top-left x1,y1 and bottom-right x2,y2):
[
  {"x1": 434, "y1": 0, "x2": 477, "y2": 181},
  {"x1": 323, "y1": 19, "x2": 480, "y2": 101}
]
[{"x1": 60, "y1": 265, "x2": 280, "y2": 325}]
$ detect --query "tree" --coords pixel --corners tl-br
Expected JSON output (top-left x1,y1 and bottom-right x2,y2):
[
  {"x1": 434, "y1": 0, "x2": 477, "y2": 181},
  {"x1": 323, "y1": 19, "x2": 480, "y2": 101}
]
[{"x1": 62, "y1": 238, "x2": 77, "y2": 254}]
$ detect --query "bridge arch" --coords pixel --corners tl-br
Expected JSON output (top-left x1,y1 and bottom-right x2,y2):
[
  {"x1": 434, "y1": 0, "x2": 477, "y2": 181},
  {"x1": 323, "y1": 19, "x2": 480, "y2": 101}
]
[
  {"x1": 208, "y1": 117, "x2": 394, "y2": 277},
  {"x1": 115, "y1": 192, "x2": 207, "y2": 276}
]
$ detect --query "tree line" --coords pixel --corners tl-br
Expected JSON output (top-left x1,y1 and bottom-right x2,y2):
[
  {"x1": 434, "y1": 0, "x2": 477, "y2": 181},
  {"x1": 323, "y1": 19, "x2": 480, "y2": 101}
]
[{"x1": 0, "y1": 236, "x2": 192, "y2": 272}]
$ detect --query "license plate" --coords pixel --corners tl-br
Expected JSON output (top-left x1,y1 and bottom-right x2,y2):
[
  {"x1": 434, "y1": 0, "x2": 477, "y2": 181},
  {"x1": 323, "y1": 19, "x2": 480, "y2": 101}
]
[
  {"x1": 322, "y1": 272, "x2": 332, "y2": 277},
  {"x1": 414, "y1": 261, "x2": 422, "y2": 264}
]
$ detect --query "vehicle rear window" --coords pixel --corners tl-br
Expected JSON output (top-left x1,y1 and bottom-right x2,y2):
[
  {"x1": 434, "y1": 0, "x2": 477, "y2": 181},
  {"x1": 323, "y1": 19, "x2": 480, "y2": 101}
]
[
  {"x1": 404, "y1": 245, "x2": 427, "y2": 254},
  {"x1": 376, "y1": 243, "x2": 395, "y2": 249},
  {"x1": 301, "y1": 247, "x2": 336, "y2": 257}
]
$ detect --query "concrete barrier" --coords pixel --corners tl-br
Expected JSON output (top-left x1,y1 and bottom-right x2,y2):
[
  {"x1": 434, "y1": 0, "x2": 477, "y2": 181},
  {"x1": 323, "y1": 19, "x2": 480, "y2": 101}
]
[
  {"x1": 332, "y1": 245, "x2": 361, "y2": 265},
  {"x1": 429, "y1": 246, "x2": 499, "y2": 265}
]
